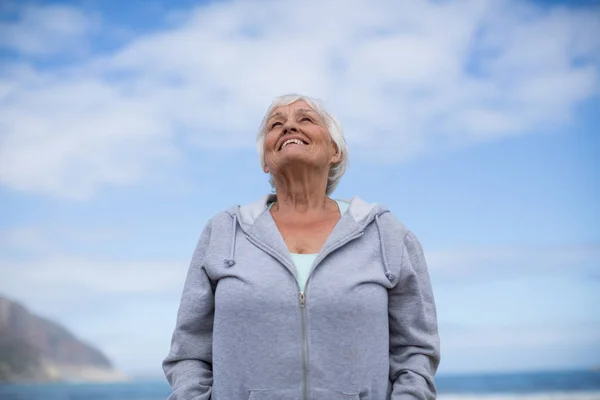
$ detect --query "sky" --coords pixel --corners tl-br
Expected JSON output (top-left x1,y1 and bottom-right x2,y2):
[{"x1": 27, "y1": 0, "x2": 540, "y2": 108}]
[{"x1": 0, "y1": 0, "x2": 599, "y2": 378}]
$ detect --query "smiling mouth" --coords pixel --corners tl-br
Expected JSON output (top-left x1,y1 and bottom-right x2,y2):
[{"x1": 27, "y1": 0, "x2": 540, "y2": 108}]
[{"x1": 279, "y1": 138, "x2": 307, "y2": 151}]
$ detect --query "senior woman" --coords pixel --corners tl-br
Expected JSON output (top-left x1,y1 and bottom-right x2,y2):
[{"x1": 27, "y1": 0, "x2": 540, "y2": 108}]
[{"x1": 163, "y1": 95, "x2": 440, "y2": 400}]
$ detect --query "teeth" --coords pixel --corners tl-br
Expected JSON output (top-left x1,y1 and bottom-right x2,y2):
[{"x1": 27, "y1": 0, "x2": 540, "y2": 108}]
[{"x1": 281, "y1": 138, "x2": 305, "y2": 149}]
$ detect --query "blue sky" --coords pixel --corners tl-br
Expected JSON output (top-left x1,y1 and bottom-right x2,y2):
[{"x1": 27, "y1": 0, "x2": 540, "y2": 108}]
[{"x1": 0, "y1": 0, "x2": 599, "y2": 377}]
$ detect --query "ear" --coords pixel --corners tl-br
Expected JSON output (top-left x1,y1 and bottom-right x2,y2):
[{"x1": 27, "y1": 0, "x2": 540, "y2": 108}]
[
  {"x1": 263, "y1": 164, "x2": 269, "y2": 173},
  {"x1": 330, "y1": 144, "x2": 342, "y2": 164}
]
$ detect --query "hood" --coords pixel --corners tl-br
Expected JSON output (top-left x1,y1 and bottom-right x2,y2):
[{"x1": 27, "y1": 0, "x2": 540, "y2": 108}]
[
  {"x1": 223, "y1": 194, "x2": 397, "y2": 282},
  {"x1": 228, "y1": 194, "x2": 387, "y2": 229}
]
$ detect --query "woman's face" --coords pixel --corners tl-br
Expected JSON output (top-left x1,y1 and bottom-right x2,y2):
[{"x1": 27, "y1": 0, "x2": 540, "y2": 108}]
[{"x1": 263, "y1": 100, "x2": 340, "y2": 177}]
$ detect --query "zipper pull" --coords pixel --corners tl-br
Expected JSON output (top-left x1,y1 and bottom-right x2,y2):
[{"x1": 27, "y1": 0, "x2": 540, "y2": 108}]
[{"x1": 299, "y1": 291, "x2": 306, "y2": 308}]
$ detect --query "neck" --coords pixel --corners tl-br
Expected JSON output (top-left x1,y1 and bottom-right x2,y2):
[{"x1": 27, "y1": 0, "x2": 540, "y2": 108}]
[{"x1": 271, "y1": 168, "x2": 330, "y2": 213}]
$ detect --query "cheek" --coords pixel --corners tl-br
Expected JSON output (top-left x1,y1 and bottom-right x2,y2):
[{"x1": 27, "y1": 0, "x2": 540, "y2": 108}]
[
  {"x1": 263, "y1": 134, "x2": 277, "y2": 153},
  {"x1": 315, "y1": 135, "x2": 335, "y2": 153},
  {"x1": 313, "y1": 128, "x2": 332, "y2": 145},
  {"x1": 263, "y1": 135, "x2": 281, "y2": 166}
]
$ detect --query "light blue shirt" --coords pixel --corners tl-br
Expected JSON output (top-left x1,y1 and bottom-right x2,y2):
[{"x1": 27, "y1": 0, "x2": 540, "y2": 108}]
[{"x1": 268, "y1": 200, "x2": 349, "y2": 291}]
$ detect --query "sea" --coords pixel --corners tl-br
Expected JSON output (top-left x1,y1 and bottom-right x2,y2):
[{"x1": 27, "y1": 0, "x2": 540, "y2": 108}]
[{"x1": 0, "y1": 370, "x2": 599, "y2": 400}]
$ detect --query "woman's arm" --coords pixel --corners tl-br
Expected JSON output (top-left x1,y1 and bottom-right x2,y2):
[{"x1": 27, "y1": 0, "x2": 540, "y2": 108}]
[
  {"x1": 389, "y1": 230, "x2": 440, "y2": 399},
  {"x1": 163, "y1": 222, "x2": 214, "y2": 400}
]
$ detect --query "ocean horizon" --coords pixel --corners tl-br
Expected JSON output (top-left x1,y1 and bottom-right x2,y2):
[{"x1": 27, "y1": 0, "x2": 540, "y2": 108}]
[{"x1": 0, "y1": 369, "x2": 598, "y2": 400}]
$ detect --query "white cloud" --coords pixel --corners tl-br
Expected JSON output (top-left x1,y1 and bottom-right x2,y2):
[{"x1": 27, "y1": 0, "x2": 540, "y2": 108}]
[
  {"x1": 0, "y1": 255, "x2": 185, "y2": 374},
  {"x1": 1, "y1": 224, "x2": 598, "y2": 374},
  {"x1": 0, "y1": 256, "x2": 187, "y2": 299},
  {"x1": 0, "y1": 226, "x2": 53, "y2": 255},
  {"x1": 427, "y1": 244, "x2": 600, "y2": 281},
  {"x1": 439, "y1": 321, "x2": 600, "y2": 373},
  {"x1": 442, "y1": 322, "x2": 600, "y2": 349},
  {"x1": 0, "y1": 225, "x2": 134, "y2": 262},
  {"x1": 0, "y1": 0, "x2": 599, "y2": 198},
  {"x1": 0, "y1": 238, "x2": 190, "y2": 374},
  {"x1": 4, "y1": 247, "x2": 597, "y2": 375},
  {"x1": 0, "y1": 71, "x2": 181, "y2": 199},
  {"x1": 0, "y1": 4, "x2": 98, "y2": 56}
]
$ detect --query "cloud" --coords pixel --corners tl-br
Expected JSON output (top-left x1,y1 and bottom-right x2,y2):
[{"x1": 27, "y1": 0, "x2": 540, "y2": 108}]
[
  {"x1": 0, "y1": 226, "x2": 54, "y2": 256},
  {"x1": 0, "y1": 4, "x2": 98, "y2": 56},
  {"x1": 427, "y1": 244, "x2": 600, "y2": 281},
  {"x1": 0, "y1": 255, "x2": 187, "y2": 375},
  {"x1": 439, "y1": 321, "x2": 600, "y2": 373},
  {"x1": 442, "y1": 321, "x2": 600, "y2": 349},
  {"x1": 0, "y1": 69, "x2": 181, "y2": 199},
  {"x1": 1, "y1": 222, "x2": 598, "y2": 374},
  {"x1": 5, "y1": 248, "x2": 597, "y2": 375},
  {"x1": 0, "y1": 256, "x2": 187, "y2": 299},
  {"x1": 0, "y1": 0, "x2": 599, "y2": 198},
  {"x1": 0, "y1": 225, "x2": 191, "y2": 374}
]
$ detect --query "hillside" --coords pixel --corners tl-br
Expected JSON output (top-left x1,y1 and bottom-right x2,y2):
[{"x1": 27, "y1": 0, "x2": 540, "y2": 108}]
[{"x1": 0, "y1": 295, "x2": 127, "y2": 383}]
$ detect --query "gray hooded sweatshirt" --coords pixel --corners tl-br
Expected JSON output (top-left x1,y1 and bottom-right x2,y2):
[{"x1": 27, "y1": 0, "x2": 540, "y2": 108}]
[{"x1": 163, "y1": 195, "x2": 440, "y2": 400}]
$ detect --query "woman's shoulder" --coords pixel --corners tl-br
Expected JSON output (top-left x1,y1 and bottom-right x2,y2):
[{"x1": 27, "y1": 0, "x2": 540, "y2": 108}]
[
  {"x1": 379, "y1": 210, "x2": 410, "y2": 233},
  {"x1": 347, "y1": 195, "x2": 419, "y2": 244},
  {"x1": 202, "y1": 196, "x2": 268, "y2": 232},
  {"x1": 345, "y1": 195, "x2": 410, "y2": 229},
  {"x1": 203, "y1": 210, "x2": 235, "y2": 230}
]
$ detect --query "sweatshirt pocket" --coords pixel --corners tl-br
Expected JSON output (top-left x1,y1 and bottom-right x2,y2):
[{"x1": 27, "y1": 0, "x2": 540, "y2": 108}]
[
  {"x1": 247, "y1": 388, "x2": 299, "y2": 400},
  {"x1": 313, "y1": 388, "x2": 360, "y2": 399}
]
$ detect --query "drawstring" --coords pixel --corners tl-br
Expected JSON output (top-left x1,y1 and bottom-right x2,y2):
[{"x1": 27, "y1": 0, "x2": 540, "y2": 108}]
[
  {"x1": 224, "y1": 215, "x2": 237, "y2": 267},
  {"x1": 375, "y1": 214, "x2": 396, "y2": 282},
  {"x1": 225, "y1": 212, "x2": 393, "y2": 280}
]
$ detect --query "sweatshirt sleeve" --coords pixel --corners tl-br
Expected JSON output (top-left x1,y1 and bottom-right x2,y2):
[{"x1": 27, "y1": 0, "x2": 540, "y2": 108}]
[
  {"x1": 389, "y1": 230, "x2": 440, "y2": 399},
  {"x1": 163, "y1": 222, "x2": 214, "y2": 400}
]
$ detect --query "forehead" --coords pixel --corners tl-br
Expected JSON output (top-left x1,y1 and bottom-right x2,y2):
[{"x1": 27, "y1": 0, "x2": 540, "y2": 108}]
[{"x1": 269, "y1": 100, "x2": 317, "y2": 118}]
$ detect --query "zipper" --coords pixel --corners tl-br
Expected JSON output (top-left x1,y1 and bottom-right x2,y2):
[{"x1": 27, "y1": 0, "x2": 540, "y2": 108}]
[
  {"x1": 246, "y1": 233, "x2": 309, "y2": 398},
  {"x1": 297, "y1": 230, "x2": 365, "y2": 400},
  {"x1": 299, "y1": 291, "x2": 308, "y2": 400},
  {"x1": 247, "y1": 229, "x2": 365, "y2": 400}
]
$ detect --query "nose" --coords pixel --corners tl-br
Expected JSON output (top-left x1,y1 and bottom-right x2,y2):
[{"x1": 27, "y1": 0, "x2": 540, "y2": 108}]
[{"x1": 282, "y1": 119, "x2": 298, "y2": 135}]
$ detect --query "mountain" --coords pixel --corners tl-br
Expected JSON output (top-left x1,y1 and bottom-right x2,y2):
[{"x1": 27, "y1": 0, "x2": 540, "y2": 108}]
[{"x1": 0, "y1": 294, "x2": 127, "y2": 383}]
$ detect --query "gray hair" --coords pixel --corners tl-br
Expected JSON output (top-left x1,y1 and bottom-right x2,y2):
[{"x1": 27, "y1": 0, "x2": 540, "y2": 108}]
[{"x1": 256, "y1": 94, "x2": 349, "y2": 195}]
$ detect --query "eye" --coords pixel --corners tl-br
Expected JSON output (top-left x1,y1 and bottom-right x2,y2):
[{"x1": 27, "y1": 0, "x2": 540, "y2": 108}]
[
  {"x1": 270, "y1": 121, "x2": 282, "y2": 129},
  {"x1": 300, "y1": 117, "x2": 313, "y2": 123}
]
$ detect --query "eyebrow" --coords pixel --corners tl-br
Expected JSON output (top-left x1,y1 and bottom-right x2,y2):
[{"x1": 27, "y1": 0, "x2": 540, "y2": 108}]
[
  {"x1": 296, "y1": 108, "x2": 317, "y2": 116},
  {"x1": 268, "y1": 111, "x2": 285, "y2": 121},
  {"x1": 266, "y1": 108, "x2": 319, "y2": 124}
]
